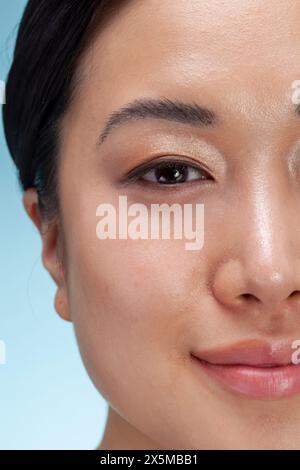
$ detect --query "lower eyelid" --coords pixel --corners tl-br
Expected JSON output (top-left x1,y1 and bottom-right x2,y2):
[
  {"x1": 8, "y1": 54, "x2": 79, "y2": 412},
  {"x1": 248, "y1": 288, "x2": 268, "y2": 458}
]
[{"x1": 130, "y1": 178, "x2": 215, "y2": 196}]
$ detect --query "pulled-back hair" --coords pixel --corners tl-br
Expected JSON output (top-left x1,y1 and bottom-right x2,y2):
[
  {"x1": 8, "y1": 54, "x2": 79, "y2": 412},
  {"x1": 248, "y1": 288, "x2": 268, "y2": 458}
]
[{"x1": 3, "y1": 0, "x2": 119, "y2": 221}]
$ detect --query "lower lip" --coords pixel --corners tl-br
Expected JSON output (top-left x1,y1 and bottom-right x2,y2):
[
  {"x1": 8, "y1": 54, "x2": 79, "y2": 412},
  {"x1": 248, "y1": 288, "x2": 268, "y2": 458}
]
[{"x1": 192, "y1": 356, "x2": 300, "y2": 399}]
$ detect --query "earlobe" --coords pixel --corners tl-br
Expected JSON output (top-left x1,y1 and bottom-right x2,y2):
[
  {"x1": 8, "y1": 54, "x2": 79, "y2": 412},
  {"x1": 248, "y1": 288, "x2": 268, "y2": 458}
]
[{"x1": 54, "y1": 289, "x2": 72, "y2": 323}]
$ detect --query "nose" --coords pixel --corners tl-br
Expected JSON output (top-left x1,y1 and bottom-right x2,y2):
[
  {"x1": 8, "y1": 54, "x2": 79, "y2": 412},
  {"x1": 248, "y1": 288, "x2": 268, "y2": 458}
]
[{"x1": 212, "y1": 165, "x2": 300, "y2": 319}]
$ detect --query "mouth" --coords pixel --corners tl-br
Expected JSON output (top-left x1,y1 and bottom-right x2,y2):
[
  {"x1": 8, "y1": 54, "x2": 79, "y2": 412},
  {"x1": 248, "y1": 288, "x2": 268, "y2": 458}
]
[{"x1": 191, "y1": 339, "x2": 300, "y2": 399}]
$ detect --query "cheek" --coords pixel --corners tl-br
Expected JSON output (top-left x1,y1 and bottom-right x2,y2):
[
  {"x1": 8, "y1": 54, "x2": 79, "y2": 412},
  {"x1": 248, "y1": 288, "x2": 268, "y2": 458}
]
[
  {"x1": 64, "y1": 221, "x2": 203, "y2": 418},
  {"x1": 58, "y1": 174, "x2": 223, "y2": 445}
]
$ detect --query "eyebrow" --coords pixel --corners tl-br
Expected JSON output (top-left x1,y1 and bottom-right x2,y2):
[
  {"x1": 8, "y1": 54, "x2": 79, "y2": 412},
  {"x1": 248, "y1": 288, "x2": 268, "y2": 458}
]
[{"x1": 97, "y1": 97, "x2": 218, "y2": 146}]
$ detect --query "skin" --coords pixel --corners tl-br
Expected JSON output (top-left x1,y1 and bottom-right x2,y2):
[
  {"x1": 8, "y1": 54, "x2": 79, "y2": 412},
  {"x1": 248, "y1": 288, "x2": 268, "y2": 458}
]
[{"x1": 23, "y1": 0, "x2": 300, "y2": 449}]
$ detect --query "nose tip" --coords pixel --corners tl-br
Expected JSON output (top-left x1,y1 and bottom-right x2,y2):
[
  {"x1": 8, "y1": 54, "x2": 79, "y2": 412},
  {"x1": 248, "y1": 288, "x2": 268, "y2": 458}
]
[
  {"x1": 212, "y1": 257, "x2": 300, "y2": 311},
  {"x1": 240, "y1": 270, "x2": 299, "y2": 308}
]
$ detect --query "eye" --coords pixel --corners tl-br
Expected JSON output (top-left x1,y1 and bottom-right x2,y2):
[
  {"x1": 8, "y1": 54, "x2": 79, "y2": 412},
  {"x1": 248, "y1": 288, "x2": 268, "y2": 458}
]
[{"x1": 138, "y1": 161, "x2": 213, "y2": 185}]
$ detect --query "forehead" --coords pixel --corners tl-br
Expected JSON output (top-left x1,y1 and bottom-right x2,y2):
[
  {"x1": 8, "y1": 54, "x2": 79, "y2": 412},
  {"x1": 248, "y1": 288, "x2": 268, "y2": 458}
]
[{"x1": 72, "y1": 0, "x2": 300, "y2": 130}]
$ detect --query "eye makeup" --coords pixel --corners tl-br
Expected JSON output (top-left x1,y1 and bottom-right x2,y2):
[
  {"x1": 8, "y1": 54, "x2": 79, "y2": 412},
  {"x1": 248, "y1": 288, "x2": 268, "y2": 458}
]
[{"x1": 121, "y1": 156, "x2": 214, "y2": 187}]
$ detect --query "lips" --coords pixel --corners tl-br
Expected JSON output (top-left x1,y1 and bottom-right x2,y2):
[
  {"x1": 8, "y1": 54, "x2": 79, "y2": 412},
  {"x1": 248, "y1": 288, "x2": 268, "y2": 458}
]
[{"x1": 191, "y1": 339, "x2": 300, "y2": 399}]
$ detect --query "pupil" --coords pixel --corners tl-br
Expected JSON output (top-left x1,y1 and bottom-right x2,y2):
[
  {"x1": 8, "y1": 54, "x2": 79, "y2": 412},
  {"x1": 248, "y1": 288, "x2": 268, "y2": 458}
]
[{"x1": 155, "y1": 164, "x2": 187, "y2": 184}]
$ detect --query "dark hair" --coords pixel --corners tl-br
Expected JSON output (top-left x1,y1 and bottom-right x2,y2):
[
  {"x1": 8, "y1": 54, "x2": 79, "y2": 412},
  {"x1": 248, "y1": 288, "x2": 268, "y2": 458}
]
[{"x1": 2, "y1": 0, "x2": 118, "y2": 221}]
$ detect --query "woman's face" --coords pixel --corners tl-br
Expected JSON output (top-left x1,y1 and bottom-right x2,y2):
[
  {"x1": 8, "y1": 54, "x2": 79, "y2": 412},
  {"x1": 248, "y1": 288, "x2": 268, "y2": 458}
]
[{"x1": 29, "y1": 0, "x2": 300, "y2": 449}]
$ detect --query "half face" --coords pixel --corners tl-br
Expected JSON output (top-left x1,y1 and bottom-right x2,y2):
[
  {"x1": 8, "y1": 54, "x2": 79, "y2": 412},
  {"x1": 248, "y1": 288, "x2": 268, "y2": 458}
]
[{"x1": 54, "y1": 0, "x2": 300, "y2": 449}]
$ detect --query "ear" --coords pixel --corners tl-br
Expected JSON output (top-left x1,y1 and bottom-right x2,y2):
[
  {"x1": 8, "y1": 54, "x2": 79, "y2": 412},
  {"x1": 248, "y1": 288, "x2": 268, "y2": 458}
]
[{"x1": 23, "y1": 188, "x2": 71, "y2": 323}]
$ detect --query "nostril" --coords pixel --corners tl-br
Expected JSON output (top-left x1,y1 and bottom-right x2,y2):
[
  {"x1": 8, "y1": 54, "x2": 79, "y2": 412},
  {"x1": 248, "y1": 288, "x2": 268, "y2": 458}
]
[
  {"x1": 240, "y1": 293, "x2": 258, "y2": 301},
  {"x1": 241, "y1": 290, "x2": 300, "y2": 302}
]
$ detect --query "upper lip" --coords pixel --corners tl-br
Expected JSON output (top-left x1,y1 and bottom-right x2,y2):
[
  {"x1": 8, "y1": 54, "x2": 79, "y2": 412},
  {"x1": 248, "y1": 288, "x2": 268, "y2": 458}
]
[{"x1": 191, "y1": 339, "x2": 298, "y2": 367}]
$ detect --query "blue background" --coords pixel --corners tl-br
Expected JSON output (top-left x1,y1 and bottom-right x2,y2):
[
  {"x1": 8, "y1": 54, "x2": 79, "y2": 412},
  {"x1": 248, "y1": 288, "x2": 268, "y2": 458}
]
[{"x1": 0, "y1": 1, "x2": 107, "y2": 450}]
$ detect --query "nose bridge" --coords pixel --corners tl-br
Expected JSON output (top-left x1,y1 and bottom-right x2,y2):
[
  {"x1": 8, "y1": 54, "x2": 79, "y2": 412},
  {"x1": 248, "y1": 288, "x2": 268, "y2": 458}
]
[
  {"x1": 238, "y1": 159, "x2": 297, "y2": 303},
  {"x1": 248, "y1": 166, "x2": 287, "y2": 265}
]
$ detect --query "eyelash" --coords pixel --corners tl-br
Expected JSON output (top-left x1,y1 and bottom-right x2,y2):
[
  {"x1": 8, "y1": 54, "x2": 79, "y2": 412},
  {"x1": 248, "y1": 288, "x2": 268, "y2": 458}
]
[{"x1": 123, "y1": 157, "x2": 214, "y2": 188}]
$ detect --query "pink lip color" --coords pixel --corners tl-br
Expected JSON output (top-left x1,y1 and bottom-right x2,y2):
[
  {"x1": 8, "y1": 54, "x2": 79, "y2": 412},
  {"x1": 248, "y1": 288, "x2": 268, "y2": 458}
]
[{"x1": 191, "y1": 339, "x2": 300, "y2": 399}]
